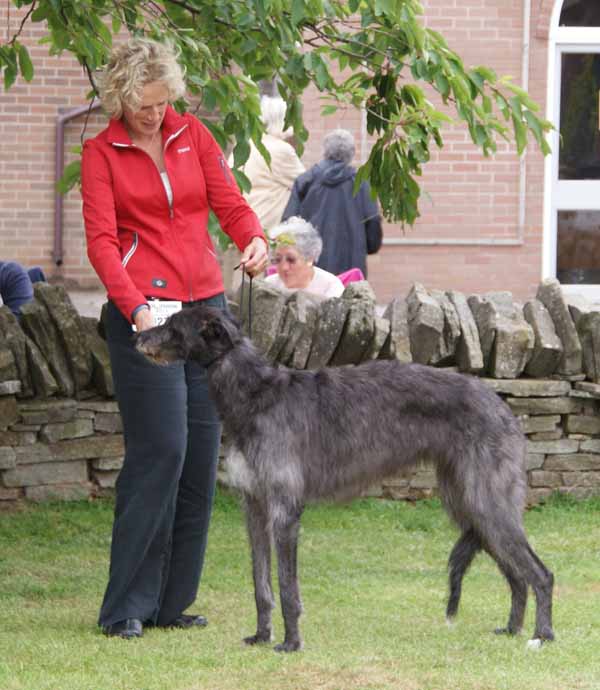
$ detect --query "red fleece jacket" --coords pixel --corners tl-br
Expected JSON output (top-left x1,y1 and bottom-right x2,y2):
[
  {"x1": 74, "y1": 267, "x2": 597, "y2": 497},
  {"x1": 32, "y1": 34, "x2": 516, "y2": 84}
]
[{"x1": 81, "y1": 106, "x2": 264, "y2": 321}]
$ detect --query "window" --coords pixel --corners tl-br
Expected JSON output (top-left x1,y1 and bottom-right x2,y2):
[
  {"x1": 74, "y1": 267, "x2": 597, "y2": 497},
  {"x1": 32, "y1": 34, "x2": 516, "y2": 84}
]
[{"x1": 560, "y1": 0, "x2": 600, "y2": 27}]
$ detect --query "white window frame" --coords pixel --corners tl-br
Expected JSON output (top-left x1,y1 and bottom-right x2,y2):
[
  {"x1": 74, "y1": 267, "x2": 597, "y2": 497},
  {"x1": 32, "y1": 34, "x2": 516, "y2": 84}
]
[{"x1": 544, "y1": 4, "x2": 600, "y2": 298}]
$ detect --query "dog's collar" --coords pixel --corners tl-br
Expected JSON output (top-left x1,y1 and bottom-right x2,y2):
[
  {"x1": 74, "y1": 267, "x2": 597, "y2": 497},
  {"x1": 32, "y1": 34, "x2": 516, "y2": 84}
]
[{"x1": 200, "y1": 342, "x2": 237, "y2": 369}]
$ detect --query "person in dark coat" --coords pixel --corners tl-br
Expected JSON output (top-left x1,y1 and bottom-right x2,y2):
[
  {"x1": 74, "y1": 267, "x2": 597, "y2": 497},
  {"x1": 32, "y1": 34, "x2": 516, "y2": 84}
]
[
  {"x1": 282, "y1": 129, "x2": 382, "y2": 277},
  {"x1": 0, "y1": 261, "x2": 46, "y2": 317}
]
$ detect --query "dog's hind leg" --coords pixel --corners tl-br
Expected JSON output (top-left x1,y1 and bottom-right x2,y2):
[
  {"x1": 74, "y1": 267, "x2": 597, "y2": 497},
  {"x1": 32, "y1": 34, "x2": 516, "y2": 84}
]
[
  {"x1": 446, "y1": 528, "x2": 481, "y2": 624},
  {"x1": 243, "y1": 494, "x2": 275, "y2": 645},
  {"x1": 480, "y1": 524, "x2": 554, "y2": 646},
  {"x1": 272, "y1": 499, "x2": 304, "y2": 652},
  {"x1": 491, "y1": 558, "x2": 528, "y2": 636}
]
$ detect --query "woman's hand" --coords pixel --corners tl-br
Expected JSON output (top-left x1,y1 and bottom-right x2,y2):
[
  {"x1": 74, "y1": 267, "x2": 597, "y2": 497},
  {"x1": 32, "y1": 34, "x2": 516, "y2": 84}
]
[
  {"x1": 134, "y1": 306, "x2": 155, "y2": 333},
  {"x1": 239, "y1": 236, "x2": 269, "y2": 277}
]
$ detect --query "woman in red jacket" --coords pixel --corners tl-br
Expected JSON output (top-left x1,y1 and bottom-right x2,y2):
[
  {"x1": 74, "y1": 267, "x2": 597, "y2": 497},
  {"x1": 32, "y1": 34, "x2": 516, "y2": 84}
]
[{"x1": 81, "y1": 38, "x2": 268, "y2": 639}]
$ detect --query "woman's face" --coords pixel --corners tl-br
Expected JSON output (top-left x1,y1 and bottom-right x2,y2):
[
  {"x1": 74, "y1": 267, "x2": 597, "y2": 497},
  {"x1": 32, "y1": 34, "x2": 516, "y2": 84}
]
[
  {"x1": 122, "y1": 81, "x2": 169, "y2": 141},
  {"x1": 273, "y1": 246, "x2": 313, "y2": 289}
]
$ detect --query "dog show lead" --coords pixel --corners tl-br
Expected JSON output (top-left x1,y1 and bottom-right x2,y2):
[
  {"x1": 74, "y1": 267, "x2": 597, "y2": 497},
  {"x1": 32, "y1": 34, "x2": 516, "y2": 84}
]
[{"x1": 81, "y1": 38, "x2": 268, "y2": 639}]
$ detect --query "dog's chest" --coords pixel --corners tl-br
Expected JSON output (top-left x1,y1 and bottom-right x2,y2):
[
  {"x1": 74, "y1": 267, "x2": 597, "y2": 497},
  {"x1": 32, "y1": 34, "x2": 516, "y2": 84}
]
[{"x1": 224, "y1": 446, "x2": 257, "y2": 493}]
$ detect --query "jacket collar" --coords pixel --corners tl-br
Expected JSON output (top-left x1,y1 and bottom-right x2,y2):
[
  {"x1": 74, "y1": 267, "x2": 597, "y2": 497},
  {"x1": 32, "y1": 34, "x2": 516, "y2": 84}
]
[{"x1": 106, "y1": 105, "x2": 188, "y2": 146}]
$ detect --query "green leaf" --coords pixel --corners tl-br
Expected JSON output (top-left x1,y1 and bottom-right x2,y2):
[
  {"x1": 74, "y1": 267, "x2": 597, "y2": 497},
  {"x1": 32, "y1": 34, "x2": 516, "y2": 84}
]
[
  {"x1": 17, "y1": 44, "x2": 34, "y2": 82},
  {"x1": 57, "y1": 159, "x2": 81, "y2": 194}
]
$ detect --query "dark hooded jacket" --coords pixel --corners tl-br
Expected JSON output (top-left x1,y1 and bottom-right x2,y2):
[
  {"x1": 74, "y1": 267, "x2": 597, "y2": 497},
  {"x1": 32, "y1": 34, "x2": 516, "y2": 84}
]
[
  {"x1": 282, "y1": 159, "x2": 382, "y2": 277},
  {"x1": 0, "y1": 261, "x2": 34, "y2": 317}
]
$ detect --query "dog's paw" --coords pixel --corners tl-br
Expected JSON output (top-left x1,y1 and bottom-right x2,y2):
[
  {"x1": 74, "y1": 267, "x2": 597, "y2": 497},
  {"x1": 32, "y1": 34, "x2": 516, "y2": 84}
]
[
  {"x1": 445, "y1": 616, "x2": 456, "y2": 628},
  {"x1": 494, "y1": 626, "x2": 520, "y2": 636},
  {"x1": 243, "y1": 632, "x2": 272, "y2": 646},
  {"x1": 274, "y1": 639, "x2": 302, "y2": 653},
  {"x1": 526, "y1": 638, "x2": 543, "y2": 651}
]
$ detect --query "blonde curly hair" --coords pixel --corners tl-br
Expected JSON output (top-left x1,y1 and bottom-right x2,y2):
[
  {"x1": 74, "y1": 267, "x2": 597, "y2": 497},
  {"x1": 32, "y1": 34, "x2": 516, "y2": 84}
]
[{"x1": 97, "y1": 38, "x2": 186, "y2": 119}]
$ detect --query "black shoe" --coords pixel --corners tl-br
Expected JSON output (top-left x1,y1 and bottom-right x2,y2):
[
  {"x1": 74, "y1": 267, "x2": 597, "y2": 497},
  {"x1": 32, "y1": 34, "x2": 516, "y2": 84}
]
[
  {"x1": 165, "y1": 613, "x2": 208, "y2": 629},
  {"x1": 103, "y1": 618, "x2": 143, "y2": 639}
]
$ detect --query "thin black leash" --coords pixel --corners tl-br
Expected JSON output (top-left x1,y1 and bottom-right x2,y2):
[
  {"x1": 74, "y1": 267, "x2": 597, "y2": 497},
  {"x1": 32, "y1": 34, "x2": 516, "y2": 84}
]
[{"x1": 235, "y1": 263, "x2": 253, "y2": 340}]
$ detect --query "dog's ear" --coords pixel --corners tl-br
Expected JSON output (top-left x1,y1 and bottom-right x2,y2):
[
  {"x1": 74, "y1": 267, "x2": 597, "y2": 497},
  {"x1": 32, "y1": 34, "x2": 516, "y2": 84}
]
[{"x1": 204, "y1": 310, "x2": 240, "y2": 348}]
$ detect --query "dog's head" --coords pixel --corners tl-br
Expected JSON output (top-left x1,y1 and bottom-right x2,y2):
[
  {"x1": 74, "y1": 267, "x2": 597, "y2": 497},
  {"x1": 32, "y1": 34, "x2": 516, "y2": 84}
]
[{"x1": 136, "y1": 305, "x2": 241, "y2": 366}]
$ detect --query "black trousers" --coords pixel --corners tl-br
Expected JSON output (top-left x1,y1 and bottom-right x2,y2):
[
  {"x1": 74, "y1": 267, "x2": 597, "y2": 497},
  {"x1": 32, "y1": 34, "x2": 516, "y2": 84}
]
[{"x1": 98, "y1": 294, "x2": 225, "y2": 628}]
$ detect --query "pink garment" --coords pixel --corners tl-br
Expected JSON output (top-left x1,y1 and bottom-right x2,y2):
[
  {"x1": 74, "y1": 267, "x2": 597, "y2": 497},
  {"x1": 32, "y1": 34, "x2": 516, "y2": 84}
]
[{"x1": 265, "y1": 265, "x2": 364, "y2": 286}]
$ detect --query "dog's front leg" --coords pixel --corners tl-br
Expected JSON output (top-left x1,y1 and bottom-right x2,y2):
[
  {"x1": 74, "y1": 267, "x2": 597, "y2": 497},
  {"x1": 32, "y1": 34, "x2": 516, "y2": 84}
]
[
  {"x1": 273, "y1": 500, "x2": 304, "y2": 652},
  {"x1": 243, "y1": 494, "x2": 275, "y2": 645}
]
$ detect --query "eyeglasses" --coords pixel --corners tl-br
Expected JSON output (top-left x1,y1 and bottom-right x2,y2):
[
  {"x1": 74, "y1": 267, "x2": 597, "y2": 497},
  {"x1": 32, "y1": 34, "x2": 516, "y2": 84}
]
[{"x1": 272, "y1": 255, "x2": 299, "y2": 266}]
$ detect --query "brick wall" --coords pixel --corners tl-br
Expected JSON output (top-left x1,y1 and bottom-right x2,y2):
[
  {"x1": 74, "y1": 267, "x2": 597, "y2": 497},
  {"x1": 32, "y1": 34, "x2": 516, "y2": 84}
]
[{"x1": 0, "y1": 2, "x2": 556, "y2": 302}]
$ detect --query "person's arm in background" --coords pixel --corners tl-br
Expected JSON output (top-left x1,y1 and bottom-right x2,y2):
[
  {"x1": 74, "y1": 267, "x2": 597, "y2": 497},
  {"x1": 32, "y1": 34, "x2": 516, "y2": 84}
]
[
  {"x1": 281, "y1": 168, "x2": 313, "y2": 221},
  {"x1": 271, "y1": 140, "x2": 305, "y2": 192},
  {"x1": 360, "y1": 182, "x2": 383, "y2": 254},
  {"x1": 0, "y1": 261, "x2": 34, "y2": 317}
]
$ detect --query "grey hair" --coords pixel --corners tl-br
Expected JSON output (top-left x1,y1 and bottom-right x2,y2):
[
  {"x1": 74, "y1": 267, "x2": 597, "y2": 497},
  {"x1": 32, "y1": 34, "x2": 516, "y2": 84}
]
[
  {"x1": 269, "y1": 216, "x2": 323, "y2": 262},
  {"x1": 260, "y1": 95, "x2": 292, "y2": 139},
  {"x1": 323, "y1": 129, "x2": 355, "y2": 164},
  {"x1": 97, "y1": 38, "x2": 186, "y2": 119}
]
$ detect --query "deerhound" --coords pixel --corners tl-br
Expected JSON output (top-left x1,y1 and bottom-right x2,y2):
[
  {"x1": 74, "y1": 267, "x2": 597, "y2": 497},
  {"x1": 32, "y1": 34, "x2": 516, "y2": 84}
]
[{"x1": 136, "y1": 304, "x2": 555, "y2": 652}]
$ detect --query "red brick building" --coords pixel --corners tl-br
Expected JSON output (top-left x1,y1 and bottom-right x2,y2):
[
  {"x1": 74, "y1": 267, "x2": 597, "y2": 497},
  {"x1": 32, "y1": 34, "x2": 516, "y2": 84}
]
[{"x1": 1, "y1": 0, "x2": 598, "y2": 304}]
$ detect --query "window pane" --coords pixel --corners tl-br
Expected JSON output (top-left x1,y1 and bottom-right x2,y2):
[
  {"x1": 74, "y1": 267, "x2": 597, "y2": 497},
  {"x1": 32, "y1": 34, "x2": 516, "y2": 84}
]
[
  {"x1": 559, "y1": 53, "x2": 600, "y2": 180},
  {"x1": 557, "y1": 211, "x2": 600, "y2": 284},
  {"x1": 560, "y1": 0, "x2": 600, "y2": 27}
]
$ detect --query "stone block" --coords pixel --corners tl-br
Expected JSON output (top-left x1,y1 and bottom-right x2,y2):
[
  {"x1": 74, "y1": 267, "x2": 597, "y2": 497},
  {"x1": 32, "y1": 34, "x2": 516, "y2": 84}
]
[
  {"x1": 523, "y1": 299, "x2": 562, "y2": 377},
  {"x1": 25, "y1": 482, "x2": 92, "y2": 502},
  {"x1": 565, "y1": 415, "x2": 600, "y2": 435},
  {"x1": 482, "y1": 378, "x2": 571, "y2": 397},
  {"x1": 429, "y1": 289, "x2": 461, "y2": 366},
  {"x1": 544, "y1": 454, "x2": 600, "y2": 471},
  {"x1": 0, "y1": 446, "x2": 16, "y2": 470},
  {"x1": 78, "y1": 400, "x2": 120, "y2": 414},
  {"x1": 0, "y1": 486, "x2": 22, "y2": 501},
  {"x1": 0, "y1": 306, "x2": 34, "y2": 397},
  {"x1": 330, "y1": 291, "x2": 375, "y2": 366},
  {"x1": 20, "y1": 298, "x2": 74, "y2": 397},
  {"x1": 536, "y1": 279, "x2": 582, "y2": 375},
  {"x1": 526, "y1": 439, "x2": 579, "y2": 455},
  {"x1": 34, "y1": 283, "x2": 93, "y2": 393},
  {"x1": 561, "y1": 472, "x2": 600, "y2": 488},
  {"x1": 306, "y1": 298, "x2": 350, "y2": 369},
  {"x1": 94, "y1": 413, "x2": 123, "y2": 434},
  {"x1": 526, "y1": 454, "x2": 545, "y2": 471},
  {"x1": 363, "y1": 316, "x2": 390, "y2": 360},
  {"x1": 528, "y1": 470, "x2": 562, "y2": 488},
  {"x1": 3, "y1": 460, "x2": 88, "y2": 487},
  {"x1": 81, "y1": 316, "x2": 114, "y2": 397},
  {"x1": 580, "y1": 439, "x2": 600, "y2": 453},
  {"x1": 237, "y1": 280, "x2": 288, "y2": 356},
  {"x1": 92, "y1": 470, "x2": 120, "y2": 489},
  {"x1": 92, "y1": 456, "x2": 124, "y2": 471},
  {"x1": 506, "y1": 397, "x2": 580, "y2": 415},
  {"x1": 468, "y1": 293, "x2": 533, "y2": 378},
  {"x1": 18, "y1": 399, "x2": 78, "y2": 425},
  {"x1": 0, "y1": 396, "x2": 18, "y2": 430},
  {"x1": 380, "y1": 297, "x2": 412, "y2": 363},
  {"x1": 40, "y1": 418, "x2": 95, "y2": 443},
  {"x1": 519, "y1": 415, "x2": 560, "y2": 434},
  {"x1": 406, "y1": 283, "x2": 444, "y2": 365},
  {"x1": 0, "y1": 381, "x2": 21, "y2": 396}
]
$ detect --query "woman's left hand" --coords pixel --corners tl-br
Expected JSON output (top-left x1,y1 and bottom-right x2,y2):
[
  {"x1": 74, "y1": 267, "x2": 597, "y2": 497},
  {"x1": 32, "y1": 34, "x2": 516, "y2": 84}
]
[{"x1": 240, "y1": 236, "x2": 269, "y2": 277}]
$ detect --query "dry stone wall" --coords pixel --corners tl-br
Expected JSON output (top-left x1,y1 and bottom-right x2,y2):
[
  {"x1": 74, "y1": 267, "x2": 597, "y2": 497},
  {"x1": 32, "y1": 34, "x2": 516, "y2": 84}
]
[{"x1": 2, "y1": 280, "x2": 600, "y2": 505}]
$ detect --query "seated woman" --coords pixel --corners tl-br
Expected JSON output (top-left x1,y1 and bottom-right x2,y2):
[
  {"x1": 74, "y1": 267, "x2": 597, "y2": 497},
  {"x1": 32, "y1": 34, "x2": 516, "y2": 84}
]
[{"x1": 265, "y1": 217, "x2": 344, "y2": 298}]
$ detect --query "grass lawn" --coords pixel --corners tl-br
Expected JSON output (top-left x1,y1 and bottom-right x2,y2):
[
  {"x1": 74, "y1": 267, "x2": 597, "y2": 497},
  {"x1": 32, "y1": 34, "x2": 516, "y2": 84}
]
[{"x1": 0, "y1": 490, "x2": 599, "y2": 690}]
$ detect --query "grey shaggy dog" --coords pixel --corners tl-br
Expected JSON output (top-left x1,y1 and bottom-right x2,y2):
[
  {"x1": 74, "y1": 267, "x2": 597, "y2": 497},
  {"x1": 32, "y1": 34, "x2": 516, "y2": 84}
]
[{"x1": 136, "y1": 304, "x2": 555, "y2": 653}]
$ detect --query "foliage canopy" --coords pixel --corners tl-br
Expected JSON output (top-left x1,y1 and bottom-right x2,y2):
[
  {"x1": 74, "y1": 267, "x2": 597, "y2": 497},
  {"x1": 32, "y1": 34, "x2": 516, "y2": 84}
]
[{"x1": 3, "y1": 0, "x2": 552, "y2": 225}]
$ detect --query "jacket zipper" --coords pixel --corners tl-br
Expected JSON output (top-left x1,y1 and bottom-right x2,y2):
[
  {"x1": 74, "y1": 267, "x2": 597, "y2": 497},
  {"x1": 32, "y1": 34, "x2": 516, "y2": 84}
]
[
  {"x1": 112, "y1": 125, "x2": 195, "y2": 301},
  {"x1": 163, "y1": 126, "x2": 194, "y2": 301}
]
